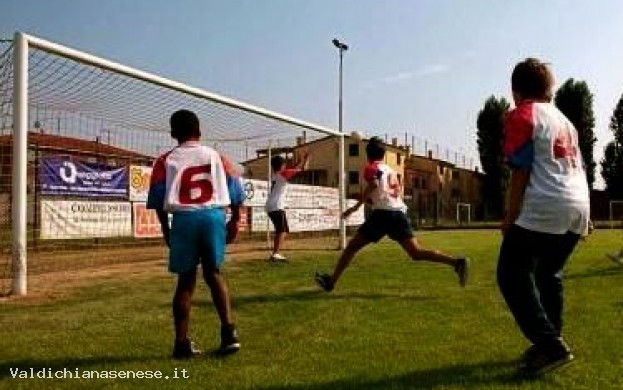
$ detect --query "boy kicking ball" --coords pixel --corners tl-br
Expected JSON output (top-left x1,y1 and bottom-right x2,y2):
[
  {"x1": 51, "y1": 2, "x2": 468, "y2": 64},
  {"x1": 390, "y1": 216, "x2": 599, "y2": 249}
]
[{"x1": 315, "y1": 136, "x2": 470, "y2": 292}]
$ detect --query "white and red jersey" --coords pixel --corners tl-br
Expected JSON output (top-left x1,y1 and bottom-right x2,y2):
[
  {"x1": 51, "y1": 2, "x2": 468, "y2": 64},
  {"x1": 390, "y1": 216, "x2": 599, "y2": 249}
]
[
  {"x1": 363, "y1": 161, "x2": 407, "y2": 213},
  {"x1": 147, "y1": 141, "x2": 233, "y2": 212},
  {"x1": 504, "y1": 101, "x2": 590, "y2": 235},
  {"x1": 265, "y1": 168, "x2": 300, "y2": 212}
]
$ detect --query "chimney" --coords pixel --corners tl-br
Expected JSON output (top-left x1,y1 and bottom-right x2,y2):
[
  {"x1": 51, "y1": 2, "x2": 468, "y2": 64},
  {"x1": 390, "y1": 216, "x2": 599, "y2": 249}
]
[
  {"x1": 296, "y1": 136, "x2": 304, "y2": 146},
  {"x1": 392, "y1": 137, "x2": 398, "y2": 146},
  {"x1": 427, "y1": 150, "x2": 433, "y2": 159}
]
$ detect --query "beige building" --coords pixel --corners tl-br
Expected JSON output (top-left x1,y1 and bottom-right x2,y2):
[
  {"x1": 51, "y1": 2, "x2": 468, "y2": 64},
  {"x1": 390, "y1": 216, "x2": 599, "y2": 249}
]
[
  {"x1": 243, "y1": 134, "x2": 484, "y2": 223},
  {"x1": 404, "y1": 152, "x2": 483, "y2": 223},
  {"x1": 243, "y1": 135, "x2": 408, "y2": 199}
]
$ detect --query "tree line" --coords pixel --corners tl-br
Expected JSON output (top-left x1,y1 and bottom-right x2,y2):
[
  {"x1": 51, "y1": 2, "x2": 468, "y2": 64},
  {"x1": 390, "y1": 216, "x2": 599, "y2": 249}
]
[{"x1": 476, "y1": 81, "x2": 623, "y2": 219}]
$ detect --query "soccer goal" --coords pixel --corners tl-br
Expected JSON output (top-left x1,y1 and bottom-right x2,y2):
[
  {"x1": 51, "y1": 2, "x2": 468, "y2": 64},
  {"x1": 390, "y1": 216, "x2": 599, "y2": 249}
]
[
  {"x1": 609, "y1": 200, "x2": 623, "y2": 229},
  {"x1": 455, "y1": 202, "x2": 471, "y2": 225},
  {"x1": 0, "y1": 31, "x2": 355, "y2": 296}
]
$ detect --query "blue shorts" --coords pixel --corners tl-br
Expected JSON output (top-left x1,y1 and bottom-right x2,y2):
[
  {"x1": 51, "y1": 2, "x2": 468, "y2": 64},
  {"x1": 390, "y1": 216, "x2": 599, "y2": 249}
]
[
  {"x1": 358, "y1": 209, "x2": 414, "y2": 243},
  {"x1": 169, "y1": 208, "x2": 226, "y2": 274}
]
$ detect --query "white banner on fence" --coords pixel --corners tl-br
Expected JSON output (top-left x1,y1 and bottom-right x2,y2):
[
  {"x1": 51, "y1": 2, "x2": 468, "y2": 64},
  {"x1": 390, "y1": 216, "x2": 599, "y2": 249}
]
[
  {"x1": 40, "y1": 200, "x2": 132, "y2": 240},
  {"x1": 129, "y1": 165, "x2": 152, "y2": 202},
  {"x1": 250, "y1": 199, "x2": 364, "y2": 232},
  {"x1": 242, "y1": 179, "x2": 340, "y2": 210}
]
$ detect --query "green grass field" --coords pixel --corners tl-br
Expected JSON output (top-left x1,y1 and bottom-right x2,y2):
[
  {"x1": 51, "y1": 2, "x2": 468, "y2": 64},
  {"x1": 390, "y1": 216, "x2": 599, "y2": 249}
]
[{"x1": 1, "y1": 230, "x2": 622, "y2": 389}]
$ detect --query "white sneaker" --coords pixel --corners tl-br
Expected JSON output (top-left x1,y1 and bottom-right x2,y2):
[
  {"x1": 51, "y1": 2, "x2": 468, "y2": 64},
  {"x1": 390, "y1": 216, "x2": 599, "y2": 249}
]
[
  {"x1": 269, "y1": 253, "x2": 288, "y2": 262},
  {"x1": 606, "y1": 253, "x2": 623, "y2": 265}
]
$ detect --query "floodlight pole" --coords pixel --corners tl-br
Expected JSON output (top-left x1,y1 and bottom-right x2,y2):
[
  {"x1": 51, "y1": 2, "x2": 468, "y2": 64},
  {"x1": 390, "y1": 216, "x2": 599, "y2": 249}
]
[
  {"x1": 333, "y1": 38, "x2": 348, "y2": 250},
  {"x1": 12, "y1": 31, "x2": 28, "y2": 295}
]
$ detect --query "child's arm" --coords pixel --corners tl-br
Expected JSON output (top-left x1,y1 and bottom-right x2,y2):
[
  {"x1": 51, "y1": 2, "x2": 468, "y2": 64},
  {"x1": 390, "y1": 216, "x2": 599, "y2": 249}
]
[
  {"x1": 502, "y1": 169, "x2": 529, "y2": 233},
  {"x1": 146, "y1": 156, "x2": 170, "y2": 246},
  {"x1": 502, "y1": 106, "x2": 534, "y2": 234},
  {"x1": 343, "y1": 181, "x2": 376, "y2": 218},
  {"x1": 222, "y1": 156, "x2": 245, "y2": 244},
  {"x1": 281, "y1": 153, "x2": 309, "y2": 180}
]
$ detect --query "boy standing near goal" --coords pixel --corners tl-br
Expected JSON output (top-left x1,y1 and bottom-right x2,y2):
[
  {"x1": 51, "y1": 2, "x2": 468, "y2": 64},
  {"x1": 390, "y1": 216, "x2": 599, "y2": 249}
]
[
  {"x1": 498, "y1": 58, "x2": 590, "y2": 375},
  {"x1": 147, "y1": 109, "x2": 245, "y2": 358},
  {"x1": 265, "y1": 153, "x2": 309, "y2": 262},
  {"x1": 315, "y1": 136, "x2": 470, "y2": 291}
]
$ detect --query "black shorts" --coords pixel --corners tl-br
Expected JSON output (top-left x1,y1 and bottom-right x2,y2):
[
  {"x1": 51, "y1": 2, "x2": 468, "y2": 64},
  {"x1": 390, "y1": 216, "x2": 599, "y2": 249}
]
[
  {"x1": 358, "y1": 209, "x2": 414, "y2": 243},
  {"x1": 268, "y1": 210, "x2": 289, "y2": 234}
]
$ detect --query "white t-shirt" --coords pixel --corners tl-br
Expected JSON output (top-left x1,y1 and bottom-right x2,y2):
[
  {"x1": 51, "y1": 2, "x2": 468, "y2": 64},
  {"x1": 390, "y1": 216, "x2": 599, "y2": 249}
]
[
  {"x1": 265, "y1": 168, "x2": 300, "y2": 213},
  {"x1": 363, "y1": 161, "x2": 407, "y2": 213},
  {"x1": 148, "y1": 141, "x2": 232, "y2": 212},
  {"x1": 504, "y1": 101, "x2": 590, "y2": 235}
]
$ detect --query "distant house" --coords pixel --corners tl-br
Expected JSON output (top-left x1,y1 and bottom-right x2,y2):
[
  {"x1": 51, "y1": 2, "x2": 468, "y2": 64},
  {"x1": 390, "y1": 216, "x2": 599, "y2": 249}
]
[
  {"x1": 243, "y1": 134, "x2": 408, "y2": 199},
  {"x1": 243, "y1": 134, "x2": 484, "y2": 224},
  {"x1": 404, "y1": 151, "x2": 484, "y2": 224}
]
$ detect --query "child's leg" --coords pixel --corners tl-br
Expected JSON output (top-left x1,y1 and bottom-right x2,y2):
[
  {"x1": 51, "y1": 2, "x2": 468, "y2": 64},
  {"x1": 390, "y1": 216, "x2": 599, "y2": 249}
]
[
  {"x1": 399, "y1": 237, "x2": 458, "y2": 266},
  {"x1": 173, "y1": 269, "x2": 198, "y2": 342},
  {"x1": 534, "y1": 231, "x2": 580, "y2": 333},
  {"x1": 203, "y1": 267, "x2": 233, "y2": 326},
  {"x1": 273, "y1": 232, "x2": 286, "y2": 254},
  {"x1": 497, "y1": 225, "x2": 559, "y2": 346},
  {"x1": 331, "y1": 233, "x2": 371, "y2": 285}
]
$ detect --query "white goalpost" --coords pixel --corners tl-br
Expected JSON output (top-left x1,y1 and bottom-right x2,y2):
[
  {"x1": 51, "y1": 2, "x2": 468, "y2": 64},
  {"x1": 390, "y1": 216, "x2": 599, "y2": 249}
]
[
  {"x1": 1, "y1": 31, "x2": 350, "y2": 296},
  {"x1": 609, "y1": 200, "x2": 623, "y2": 229},
  {"x1": 456, "y1": 202, "x2": 471, "y2": 225}
]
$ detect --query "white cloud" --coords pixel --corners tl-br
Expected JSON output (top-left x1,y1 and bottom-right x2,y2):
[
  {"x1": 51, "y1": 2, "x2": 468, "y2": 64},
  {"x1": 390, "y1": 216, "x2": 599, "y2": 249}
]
[{"x1": 364, "y1": 63, "x2": 451, "y2": 90}]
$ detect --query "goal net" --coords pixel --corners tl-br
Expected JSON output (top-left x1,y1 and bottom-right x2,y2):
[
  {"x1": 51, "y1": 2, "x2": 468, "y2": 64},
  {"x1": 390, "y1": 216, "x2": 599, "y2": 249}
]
[{"x1": 0, "y1": 32, "x2": 361, "y2": 296}]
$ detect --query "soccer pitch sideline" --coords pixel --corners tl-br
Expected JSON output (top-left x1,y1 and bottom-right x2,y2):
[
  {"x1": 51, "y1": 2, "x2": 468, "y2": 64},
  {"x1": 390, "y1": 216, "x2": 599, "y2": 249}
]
[{"x1": 0, "y1": 230, "x2": 621, "y2": 390}]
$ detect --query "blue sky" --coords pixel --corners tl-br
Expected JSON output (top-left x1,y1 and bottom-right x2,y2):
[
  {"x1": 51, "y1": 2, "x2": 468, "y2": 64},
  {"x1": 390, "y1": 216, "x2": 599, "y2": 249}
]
[{"x1": 2, "y1": 0, "x2": 623, "y2": 186}]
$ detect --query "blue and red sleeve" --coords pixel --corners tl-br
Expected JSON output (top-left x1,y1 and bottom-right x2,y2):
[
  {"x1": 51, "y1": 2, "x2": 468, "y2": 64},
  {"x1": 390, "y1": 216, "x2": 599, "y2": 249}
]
[
  {"x1": 281, "y1": 168, "x2": 301, "y2": 181},
  {"x1": 221, "y1": 156, "x2": 245, "y2": 207},
  {"x1": 146, "y1": 155, "x2": 167, "y2": 210},
  {"x1": 504, "y1": 103, "x2": 535, "y2": 171}
]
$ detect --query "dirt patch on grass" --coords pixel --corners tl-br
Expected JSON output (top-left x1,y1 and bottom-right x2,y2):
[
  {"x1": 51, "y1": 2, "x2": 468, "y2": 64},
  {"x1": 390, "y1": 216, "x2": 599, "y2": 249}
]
[{"x1": 0, "y1": 236, "x2": 340, "y2": 302}]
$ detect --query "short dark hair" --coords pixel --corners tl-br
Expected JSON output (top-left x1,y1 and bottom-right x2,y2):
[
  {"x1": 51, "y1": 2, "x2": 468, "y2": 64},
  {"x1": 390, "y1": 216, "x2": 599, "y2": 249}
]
[
  {"x1": 511, "y1": 58, "x2": 555, "y2": 101},
  {"x1": 365, "y1": 137, "x2": 385, "y2": 161},
  {"x1": 170, "y1": 109, "x2": 201, "y2": 142},
  {"x1": 270, "y1": 155, "x2": 285, "y2": 172}
]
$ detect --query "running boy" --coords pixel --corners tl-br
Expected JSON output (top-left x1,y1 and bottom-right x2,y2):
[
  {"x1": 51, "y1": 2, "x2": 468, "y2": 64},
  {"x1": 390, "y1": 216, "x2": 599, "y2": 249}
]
[
  {"x1": 497, "y1": 58, "x2": 590, "y2": 375},
  {"x1": 315, "y1": 137, "x2": 469, "y2": 291},
  {"x1": 265, "y1": 153, "x2": 309, "y2": 262},
  {"x1": 147, "y1": 109, "x2": 245, "y2": 359}
]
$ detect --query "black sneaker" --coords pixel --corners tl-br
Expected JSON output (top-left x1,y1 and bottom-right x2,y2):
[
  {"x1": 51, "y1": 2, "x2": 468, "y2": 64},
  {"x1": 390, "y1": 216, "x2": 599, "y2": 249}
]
[
  {"x1": 454, "y1": 257, "x2": 470, "y2": 287},
  {"x1": 220, "y1": 324, "x2": 240, "y2": 354},
  {"x1": 315, "y1": 272, "x2": 334, "y2": 292},
  {"x1": 172, "y1": 339, "x2": 202, "y2": 360},
  {"x1": 520, "y1": 340, "x2": 574, "y2": 376}
]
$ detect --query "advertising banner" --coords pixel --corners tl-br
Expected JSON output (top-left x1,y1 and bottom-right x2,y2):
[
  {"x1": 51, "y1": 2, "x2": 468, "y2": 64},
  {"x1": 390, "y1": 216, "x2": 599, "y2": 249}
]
[
  {"x1": 40, "y1": 156, "x2": 128, "y2": 198},
  {"x1": 129, "y1": 165, "x2": 152, "y2": 202},
  {"x1": 132, "y1": 202, "x2": 163, "y2": 238},
  {"x1": 40, "y1": 200, "x2": 132, "y2": 239}
]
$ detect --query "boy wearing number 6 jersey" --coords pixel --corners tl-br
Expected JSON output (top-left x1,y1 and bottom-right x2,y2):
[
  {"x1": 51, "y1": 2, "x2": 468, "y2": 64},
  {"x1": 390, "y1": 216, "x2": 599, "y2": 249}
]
[
  {"x1": 147, "y1": 109, "x2": 245, "y2": 358},
  {"x1": 315, "y1": 137, "x2": 470, "y2": 292}
]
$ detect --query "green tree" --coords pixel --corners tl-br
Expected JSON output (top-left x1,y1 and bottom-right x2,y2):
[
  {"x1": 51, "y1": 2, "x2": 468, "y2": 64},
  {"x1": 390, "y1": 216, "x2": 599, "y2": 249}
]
[
  {"x1": 476, "y1": 96, "x2": 510, "y2": 219},
  {"x1": 555, "y1": 79, "x2": 597, "y2": 189},
  {"x1": 602, "y1": 93, "x2": 623, "y2": 198}
]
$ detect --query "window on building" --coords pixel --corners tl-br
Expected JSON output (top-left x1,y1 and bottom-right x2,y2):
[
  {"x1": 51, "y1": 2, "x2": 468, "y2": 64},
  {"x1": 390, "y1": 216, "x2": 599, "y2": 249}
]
[
  {"x1": 397, "y1": 154, "x2": 402, "y2": 166},
  {"x1": 452, "y1": 170, "x2": 460, "y2": 180},
  {"x1": 348, "y1": 143, "x2": 359, "y2": 157},
  {"x1": 348, "y1": 171, "x2": 359, "y2": 185},
  {"x1": 421, "y1": 178, "x2": 427, "y2": 190}
]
